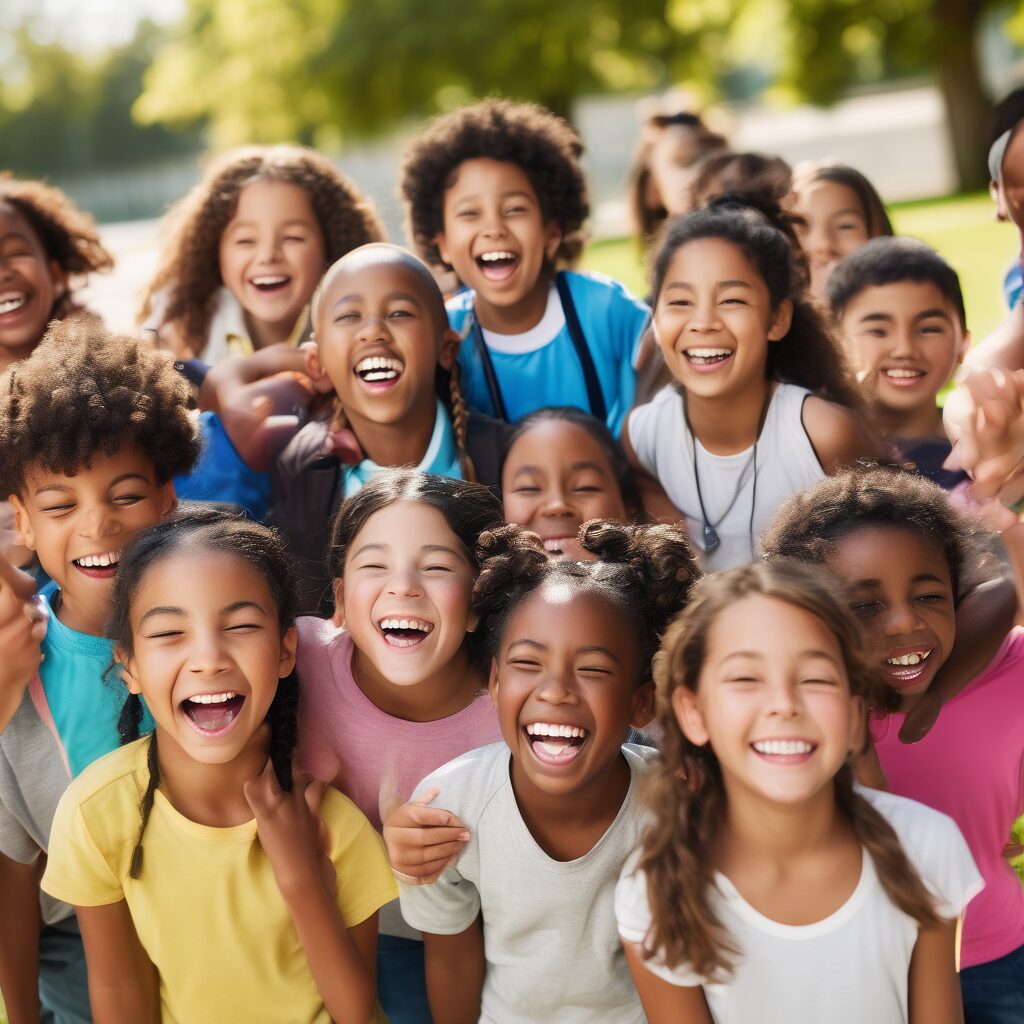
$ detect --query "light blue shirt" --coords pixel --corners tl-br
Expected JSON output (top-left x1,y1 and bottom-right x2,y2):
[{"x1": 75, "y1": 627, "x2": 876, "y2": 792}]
[{"x1": 448, "y1": 271, "x2": 648, "y2": 436}]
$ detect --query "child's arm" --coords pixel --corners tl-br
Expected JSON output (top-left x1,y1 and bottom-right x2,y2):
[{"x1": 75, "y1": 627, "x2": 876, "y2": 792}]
[
  {"x1": 620, "y1": 413, "x2": 688, "y2": 525},
  {"x1": 244, "y1": 762, "x2": 379, "y2": 1024},
  {"x1": 907, "y1": 919, "x2": 963, "y2": 1024},
  {"x1": 0, "y1": 553, "x2": 47, "y2": 735},
  {"x1": 422, "y1": 920, "x2": 486, "y2": 1024},
  {"x1": 0, "y1": 852, "x2": 42, "y2": 1023},
  {"x1": 621, "y1": 943, "x2": 714, "y2": 1024},
  {"x1": 801, "y1": 396, "x2": 885, "y2": 471},
  {"x1": 75, "y1": 901, "x2": 159, "y2": 1023},
  {"x1": 382, "y1": 788, "x2": 470, "y2": 885}
]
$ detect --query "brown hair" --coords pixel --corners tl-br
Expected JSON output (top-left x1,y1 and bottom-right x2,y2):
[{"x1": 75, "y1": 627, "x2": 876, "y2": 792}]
[
  {"x1": 636, "y1": 560, "x2": 940, "y2": 981},
  {"x1": 138, "y1": 145, "x2": 383, "y2": 356},
  {"x1": 792, "y1": 160, "x2": 894, "y2": 239}
]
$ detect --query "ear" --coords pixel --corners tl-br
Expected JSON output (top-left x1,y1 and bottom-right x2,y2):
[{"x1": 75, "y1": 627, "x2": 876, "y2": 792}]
[
  {"x1": 955, "y1": 328, "x2": 972, "y2": 367},
  {"x1": 543, "y1": 221, "x2": 563, "y2": 263},
  {"x1": 48, "y1": 261, "x2": 68, "y2": 303},
  {"x1": 630, "y1": 681, "x2": 656, "y2": 729},
  {"x1": 157, "y1": 480, "x2": 178, "y2": 518},
  {"x1": 438, "y1": 328, "x2": 460, "y2": 372},
  {"x1": 487, "y1": 658, "x2": 499, "y2": 706},
  {"x1": 279, "y1": 624, "x2": 298, "y2": 677},
  {"x1": 671, "y1": 686, "x2": 710, "y2": 747},
  {"x1": 847, "y1": 695, "x2": 866, "y2": 757},
  {"x1": 767, "y1": 298, "x2": 793, "y2": 343},
  {"x1": 303, "y1": 341, "x2": 327, "y2": 383},
  {"x1": 991, "y1": 181, "x2": 1009, "y2": 222},
  {"x1": 8, "y1": 495, "x2": 35, "y2": 552},
  {"x1": 115, "y1": 647, "x2": 143, "y2": 696},
  {"x1": 434, "y1": 232, "x2": 453, "y2": 268},
  {"x1": 465, "y1": 607, "x2": 479, "y2": 634},
  {"x1": 331, "y1": 577, "x2": 346, "y2": 628}
]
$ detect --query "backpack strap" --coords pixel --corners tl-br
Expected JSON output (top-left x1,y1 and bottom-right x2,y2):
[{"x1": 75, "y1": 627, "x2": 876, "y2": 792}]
[
  {"x1": 555, "y1": 272, "x2": 607, "y2": 423},
  {"x1": 470, "y1": 316, "x2": 510, "y2": 422}
]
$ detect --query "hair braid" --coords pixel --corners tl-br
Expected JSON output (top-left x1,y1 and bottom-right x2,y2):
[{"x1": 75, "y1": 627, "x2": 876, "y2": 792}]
[
  {"x1": 447, "y1": 361, "x2": 476, "y2": 482},
  {"x1": 266, "y1": 669, "x2": 299, "y2": 793},
  {"x1": 117, "y1": 692, "x2": 145, "y2": 746},
  {"x1": 128, "y1": 733, "x2": 161, "y2": 880}
]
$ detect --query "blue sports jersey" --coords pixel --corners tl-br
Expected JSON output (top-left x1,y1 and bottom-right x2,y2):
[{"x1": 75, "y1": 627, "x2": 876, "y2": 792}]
[{"x1": 448, "y1": 271, "x2": 648, "y2": 436}]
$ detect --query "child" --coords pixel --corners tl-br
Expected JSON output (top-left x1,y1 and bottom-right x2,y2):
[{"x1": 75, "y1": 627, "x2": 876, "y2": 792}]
[
  {"x1": 616, "y1": 559, "x2": 980, "y2": 1024},
  {"x1": 139, "y1": 144, "x2": 382, "y2": 361},
  {"x1": 827, "y1": 236, "x2": 971, "y2": 488},
  {"x1": 791, "y1": 160, "x2": 894, "y2": 299},
  {"x1": 0, "y1": 174, "x2": 114, "y2": 374},
  {"x1": 294, "y1": 470, "x2": 505, "y2": 1022},
  {"x1": 42, "y1": 507, "x2": 397, "y2": 1023},
  {"x1": 391, "y1": 520, "x2": 700, "y2": 1023},
  {"x1": 269, "y1": 243, "x2": 504, "y2": 615},
  {"x1": 0, "y1": 319, "x2": 197, "y2": 1022},
  {"x1": 762, "y1": 468, "x2": 1024, "y2": 1020},
  {"x1": 623, "y1": 194, "x2": 876, "y2": 570},
  {"x1": 501, "y1": 406, "x2": 641, "y2": 555},
  {"x1": 401, "y1": 99, "x2": 648, "y2": 434}
]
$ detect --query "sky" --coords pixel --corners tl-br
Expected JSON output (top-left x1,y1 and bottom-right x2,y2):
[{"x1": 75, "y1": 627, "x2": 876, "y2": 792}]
[{"x1": 10, "y1": 0, "x2": 184, "y2": 52}]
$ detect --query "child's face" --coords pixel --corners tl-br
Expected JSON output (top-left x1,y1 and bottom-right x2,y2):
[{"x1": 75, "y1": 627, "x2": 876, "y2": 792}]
[
  {"x1": 502, "y1": 420, "x2": 627, "y2": 555},
  {"x1": 435, "y1": 158, "x2": 561, "y2": 311},
  {"x1": 654, "y1": 237, "x2": 791, "y2": 400},
  {"x1": 311, "y1": 259, "x2": 457, "y2": 427},
  {"x1": 9, "y1": 444, "x2": 176, "y2": 635},
  {"x1": 490, "y1": 582, "x2": 652, "y2": 800},
  {"x1": 793, "y1": 180, "x2": 871, "y2": 298},
  {"x1": 674, "y1": 594, "x2": 863, "y2": 807},
  {"x1": 336, "y1": 501, "x2": 477, "y2": 689},
  {"x1": 824, "y1": 526, "x2": 955, "y2": 711},
  {"x1": 646, "y1": 127, "x2": 705, "y2": 215},
  {"x1": 839, "y1": 281, "x2": 968, "y2": 419},
  {"x1": 218, "y1": 180, "x2": 326, "y2": 337},
  {"x1": 0, "y1": 202, "x2": 66, "y2": 365},
  {"x1": 119, "y1": 547, "x2": 297, "y2": 768},
  {"x1": 994, "y1": 127, "x2": 1024, "y2": 234}
]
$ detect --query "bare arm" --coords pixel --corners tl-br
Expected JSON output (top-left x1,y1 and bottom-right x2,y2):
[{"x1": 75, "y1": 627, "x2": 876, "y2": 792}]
[
  {"x1": 801, "y1": 396, "x2": 885, "y2": 472},
  {"x1": 0, "y1": 853, "x2": 42, "y2": 1023},
  {"x1": 0, "y1": 552, "x2": 46, "y2": 736},
  {"x1": 621, "y1": 413, "x2": 687, "y2": 526},
  {"x1": 622, "y1": 942, "x2": 714, "y2": 1024},
  {"x1": 907, "y1": 919, "x2": 962, "y2": 1024},
  {"x1": 962, "y1": 302, "x2": 1024, "y2": 375},
  {"x1": 76, "y1": 901, "x2": 159, "y2": 1024},
  {"x1": 423, "y1": 919, "x2": 486, "y2": 1024}
]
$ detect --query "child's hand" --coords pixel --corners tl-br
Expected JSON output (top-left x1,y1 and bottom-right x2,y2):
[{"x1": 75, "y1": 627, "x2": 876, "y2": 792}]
[
  {"x1": 381, "y1": 788, "x2": 470, "y2": 885},
  {"x1": 244, "y1": 760, "x2": 336, "y2": 896},
  {"x1": 219, "y1": 375, "x2": 312, "y2": 471},
  {"x1": 0, "y1": 548, "x2": 47, "y2": 733}
]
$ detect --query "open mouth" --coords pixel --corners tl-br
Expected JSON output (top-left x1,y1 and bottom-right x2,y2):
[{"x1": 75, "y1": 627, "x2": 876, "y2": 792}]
[
  {"x1": 476, "y1": 250, "x2": 519, "y2": 282},
  {"x1": 883, "y1": 368, "x2": 926, "y2": 388},
  {"x1": 72, "y1": 550, "x2": 120, "y2": 579},
  {"x1": 354, "y1": 355, "x2": 404, "y2": 386},
  {"x1": 0, "y1": 292, "x2": 27, "y2": 317},
  {"x1": 379, "y1": 616, "x2": 434, "y2": 648},
  {"x1": 541, "y1": 536, "x2": 576, "y2": 555},
  {"x1": 684, "y1": 347, "x2": 733, "y2": 368},
  {"x1": 750, "y1": 739, "x2": 817, "y2": 763},
  {"x1": 249, "y1": 274, "x2": 291, "y2": 294},
  {"x1": 524, "y1": 722, "x2": 589, "y2": 766},
  {"x1": 181, "y1": 691, "x2": 245, "y2": 736},
  {"x1": 884, "y1": 648, "x2": 934, "y2": 685}
]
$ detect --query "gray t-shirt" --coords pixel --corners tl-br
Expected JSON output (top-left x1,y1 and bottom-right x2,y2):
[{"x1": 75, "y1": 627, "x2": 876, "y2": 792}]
[{"x1": 399, "y1": 742, "x2": 654, "y2": 1024}]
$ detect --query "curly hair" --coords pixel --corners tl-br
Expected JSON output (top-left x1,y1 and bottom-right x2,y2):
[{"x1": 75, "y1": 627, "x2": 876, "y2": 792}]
[
  {"x1": 473, "y1": 520, "x2": 700, "y2": 684},
  {"x1": 760, "y1": 465, "x2": 992, "y2": 600},
  {"x1": 649, "y1": 193, "x2": 860, "y2": 409},
  {"x1": 635, "y1": 560, "x2": 941, "y2": 982},
  {"x1": 138, "y1": 145, "x2": 384, "y2": 356},
  {"x1": 0, "y1": 318, "x2": 200, "y2": 496},
  {"x1": 400, "y1": 99, "x2": 589, "y2": 269},
  {"x1": 0, "y1": 175, "x2": 113, "y2": 295}
]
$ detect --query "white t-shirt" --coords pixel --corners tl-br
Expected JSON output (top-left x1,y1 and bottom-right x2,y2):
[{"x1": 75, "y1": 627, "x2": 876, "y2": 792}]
[
  {"x1": 615, "y1": 787, "x2": 982, "y2": 1024},
  {"x1": 399, "y1": 742, "x2": 656, "y2": 1024}
]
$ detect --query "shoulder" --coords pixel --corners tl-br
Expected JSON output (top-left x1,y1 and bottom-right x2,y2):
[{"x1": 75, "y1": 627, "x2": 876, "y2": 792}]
[
  {"x1": 563, "y1": 271, "x2": 649, "y2": 325},
  {"x1": 446, "y1": 290, "x2": 475, "y2": 324},
  {"x1": 800, "y1": 393, "x2": 878, "y2": 472},
  {"x1": 623, "y1": 743, "x2": 660, "y2": 776},
  {"x1": 296, "y1": 614, "x2": 345, "y2": 651},
  {"x1": 626, "y1": 385, "x2": 681, "y2": 442},
  {"x1": 65, "y1": 739, "x2": 149, "y2": 808},
  {"x1": 274, "y1": 419, "x2": 331, "y2": 479},
  {"x1": 412, "y1": 742, "x2": 508, "y2": 817}
]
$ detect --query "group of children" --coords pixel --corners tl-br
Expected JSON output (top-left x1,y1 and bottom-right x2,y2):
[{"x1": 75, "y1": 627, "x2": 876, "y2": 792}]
[{"x1": 0, "y1": 89, "x2": 1022, "y2": 1024}]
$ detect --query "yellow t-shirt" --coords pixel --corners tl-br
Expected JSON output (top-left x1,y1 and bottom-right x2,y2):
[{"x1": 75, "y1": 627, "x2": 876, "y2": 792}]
[{"x1": 42, "y1": 738, "x2": 397, "y2": 1024}]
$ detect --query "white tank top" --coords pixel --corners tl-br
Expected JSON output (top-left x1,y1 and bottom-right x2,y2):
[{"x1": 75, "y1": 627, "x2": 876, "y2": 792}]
[{"x1": 629, "y1": 383, "x2": 826, "y2": 570}]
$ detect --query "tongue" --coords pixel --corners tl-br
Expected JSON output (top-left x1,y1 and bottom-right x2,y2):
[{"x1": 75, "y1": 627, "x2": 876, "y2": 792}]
[
  {"x1": 184, "y1": 696, "x2": 243, "y2": 732},
  {"x1": 480, "y1": 259, "x2": 517, "y2": 282},
  {"x1": 535, "y1": 736, "x2": 573, "y2": 755}
]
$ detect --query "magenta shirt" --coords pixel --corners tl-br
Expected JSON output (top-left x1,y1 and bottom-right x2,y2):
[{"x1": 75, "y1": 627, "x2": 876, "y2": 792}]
[
  {"x1": 871, "y1": 628, "x2": 1024, "y2": 968},
  {"x1": 294, "y1": 616, "x2": 502, "y2": 830}
]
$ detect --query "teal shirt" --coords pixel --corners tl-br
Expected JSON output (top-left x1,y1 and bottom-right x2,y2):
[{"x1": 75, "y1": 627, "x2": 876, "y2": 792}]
[{"x1": 40, "y1": 593, "x2": 153, "y2": 778}]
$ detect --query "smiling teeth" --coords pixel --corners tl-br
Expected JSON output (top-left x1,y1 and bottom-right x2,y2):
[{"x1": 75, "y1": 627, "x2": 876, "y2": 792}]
[
  {"x1": 526, "y1": 723, "x2": 587, "y2": 739},
  {"x1": 251, "y1": 275, "x2": 288, "y2": 286},
  {"x1": 479, "y1": 251, "x2": 516, "y2": 262},
  {"x1": 0, "y1": 294, "x2": 26, "y2": 315},
  {"x1": 187, "y1": 692, "x2": 237, "y2": 705},
  {"x1": 685, "y1": 348, "x2": 732, "y2": 358},
  {"x1": 355, "y1": 356, "x2": 403, "y2": 382},
  {"x1": 885, "y1": 369, "x2": 924, "y2": 378},
  {"x1": 380, "y1": 617, "x2": 432, "y2": 632},
  {"x1": 74, "y1": 551, "x2": 120, "y2": 567},
  {"x1": 752, "y1": 740, "x2": 814, "y2": 755},
  {"x1": 887, "y1": 650, "x2": 931, "y2": 666},
  {"x1": 542, "y1": 537, "x2": 573, "y2": 552}
]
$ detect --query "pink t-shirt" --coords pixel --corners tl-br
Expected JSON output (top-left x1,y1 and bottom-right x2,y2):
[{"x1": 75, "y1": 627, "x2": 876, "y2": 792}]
[
  {"x1": 870, "y1": 628, "x2": 1024, "y2": 968},
  {"x1": 294, "y1": 616, "x2": 502, "y2": 830}
]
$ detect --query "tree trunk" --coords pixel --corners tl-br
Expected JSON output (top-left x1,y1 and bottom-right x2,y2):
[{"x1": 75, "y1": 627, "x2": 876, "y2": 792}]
[{"x1": 933, "y1": 0, "x2": 992, "y2": 192}]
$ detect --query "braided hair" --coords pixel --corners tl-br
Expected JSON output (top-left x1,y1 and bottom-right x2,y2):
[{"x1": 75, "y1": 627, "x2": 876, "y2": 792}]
[{"x1": 109, "y1": 505, "x2": 300, "y2": 879}]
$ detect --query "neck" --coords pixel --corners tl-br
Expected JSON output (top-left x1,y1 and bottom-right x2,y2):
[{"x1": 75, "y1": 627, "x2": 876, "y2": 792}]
[
  {"x1": 53, "y1": 589, "x2": 107, "y2": 637},
  {"x1": 155, "y1": 723, "x2": 270, "y2": 828},
  {"x1": 351, "y1": 643, "x2": 482, "y2": 723},
  {"x1": 345, "y1": 395, "x2": 438, "y2": 469},
  {"x1": 474, "y1": 272, "x2": 552, "y2": 335},
  {"x1": 686, "y1": 377, "x2": 772, "y2": 455},
  {"x1": 868, "y1": 400, "x2": 944, "y2": 442},
  {"x1": 244, "y1": 311, "x2": 297, "y2": 351}
]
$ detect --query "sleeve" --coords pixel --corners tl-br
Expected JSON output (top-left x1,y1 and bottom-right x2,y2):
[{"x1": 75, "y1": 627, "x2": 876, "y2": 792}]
[
  {"x1": 0, "y1": 795, "x2": 39, "y2": 864},
  {"x1": 600, "y1": 280, "x2": 647, "y2": 437},
  {"x1": 624, "y1": 395, "x2": 659, "y2": 475},
  {"x1": 398, "y1": 865, "x2": 482, "y2": 935},
  {"x1": 325, "y1": 789, "x2": 399, "y2": 928},
  {"x1": 40, "y1": 790, "x2": 124, "y2": 907}
]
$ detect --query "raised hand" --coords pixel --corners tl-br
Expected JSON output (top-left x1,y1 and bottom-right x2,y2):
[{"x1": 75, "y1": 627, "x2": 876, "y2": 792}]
[
  {"x1": 381, "y1": 787, "x2": 470, "y2": 885},
  {"x1": 0, "y1": 547, "x2": 47, "y2": 733}
]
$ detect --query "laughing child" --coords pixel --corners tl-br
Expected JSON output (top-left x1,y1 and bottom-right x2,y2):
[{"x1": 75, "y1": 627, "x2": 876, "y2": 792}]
[
  {"x1": 401, "y1": 99, "x2": 648, "y2": 435},
  {"x1": 0, "y1": 319, "x2": 198, "y2": 1021}
]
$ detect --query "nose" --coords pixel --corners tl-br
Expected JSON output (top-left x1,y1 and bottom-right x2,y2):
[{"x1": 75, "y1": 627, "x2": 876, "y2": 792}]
[
  {"x1": 385, "y1": 567, "x2": 424, "y2": 599},
  {"x1": 764, "y1": 677, "x2": 801, "y2": 719},
  {"x1": 687, "y1": 297, "x2": 721, "y2": 334},
  {"x1": 78, "y1": 504, "x2": 119, "y2": 541},
  {"x1": 540, "y1": 486, "x2": 575, "y2": 519},
  {"x1": 803, "y1": 223, "x2": 836, "y2": 262},
  {"x1": 535, "y1": 662, "x2": 578, "y2": 707},
  {"x1": 884, "y1": 599, "x2": 926, "y2": 638},
  {"x1": 187, "y1": 627, "x2": 233, "y2": 678},
  {"x1": 890, "y1": 328, "x2": 916, "y2": 358},
  {"x1": 255, "y1": 234, "x2": 283, "y2": 265},
  {"x1": 355, "y1": 315, "x2": 389, "y2": 343},
  {"x1": 480, "y1": 205, "x2": 507, "y2": 238}
]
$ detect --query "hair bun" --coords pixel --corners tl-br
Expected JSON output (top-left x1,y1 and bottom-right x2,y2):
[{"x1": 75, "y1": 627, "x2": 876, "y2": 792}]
[{"x1": 708, "y1": 189, "x2": 786, "y2": 229}]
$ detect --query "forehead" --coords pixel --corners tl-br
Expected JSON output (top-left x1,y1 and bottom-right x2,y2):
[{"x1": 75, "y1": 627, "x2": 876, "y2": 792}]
[
  {"x1": 348, "y1": 500, "x2": 461, "y2": 550},
  {"x1": 323, "y1": 258, "x2": 434, "y2": 305},
  {"x1": 796, "y1": 179, "x2": 864, "y2": 215},
  {"x1": 446, "y1": 157, "x2": 538, "y2": 199},
  {"x1": 1002, "y1": 126, "x2": 1024, "y2": 184},
  {"x1": 664, "y1": 236, "x2": 767, "y2": 286},
  {"x1": 0, "y1": 202, "x2": 43, "y2": 247},
  {"x1": 133, "y1": 545, "x2": 275, "y2": 609},
  {"x1": 826, "y1": 525, "x2": 950, "y2": 584},
  {"x1": 504, "y1": 421, "x2": 613, "y2": 475},
  {"x1": 21, "y1": 443, "x2": 158, "y2": 495},
  {"x1": 506, "y1": 579, "x2": 633, "y2": 648},
  {"x1": 229, "y1": 179, "x2": 318, "y2": 222},
  {"x1": 841, "y1": 280, "x2": 958, "y2": 324},
  {"x1": 705, "y1": 594, "x2": 841, "y2": 661}
]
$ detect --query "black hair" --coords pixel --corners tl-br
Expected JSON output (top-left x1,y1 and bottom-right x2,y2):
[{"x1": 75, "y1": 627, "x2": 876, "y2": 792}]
[
  {"x1": 503, "y1": 406, "x2": 643, "y2": 519},
  {"x1": 109, "y1": 505, "x2": 300, "y2": 879},
  {"x1": 327, "y1": 470, "x2": 505, "y2": 667},
  {"x1": 473, "y1": 520, "x2": 700, "y2": 686},
  {"x1": 649, "y1": 193, "x2": 860, "y2": 408},
  {"x1": 826, "y1": 236, "x2": 967, "y2": 330},
  {"x1": 688, "y1": 151, "x2": 792, "y2": 218}
]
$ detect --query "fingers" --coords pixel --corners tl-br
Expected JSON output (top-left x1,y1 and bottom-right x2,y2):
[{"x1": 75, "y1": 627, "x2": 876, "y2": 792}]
[
  {"x1": 0, "y1": 551, "x2": 38, "y2": 603},
  {"x1": 391, "y1": 854, "x2": 461, "y2": 887},
  {"x1": 243, "y1": 758, "x2": 282, "y2": 813},
  {"x1": 302, "y1": 777, "x2": 327, "y2": 818}
]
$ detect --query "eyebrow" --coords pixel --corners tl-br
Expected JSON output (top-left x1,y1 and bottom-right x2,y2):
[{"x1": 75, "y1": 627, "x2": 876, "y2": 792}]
[
  {"x1": 453, "y1": 190, "x2": 534, "y2": 206},
  {"x1": 506, "y1": 638, "x2": 621, "y2": 661},
  {"x1": 226, "y1": 218, "x2": 313, "y2": 230},
  {"x1": 913, "y1": 308, "x2": 953, "y2": 324},
  {"x1": 851, "y1": 573, "x2": 947, "y2": 587},
  {"x1": 33, "y1": 472, "x2": 150, "y2": 498},
  {"x1": 664, "y1": 279, "x2": 754, "y2": 292},
  {"x1": 351, "y1": 542, "x2": 463, "y2": 559},
  {"x1": 511, "y1": 460, "x2": 609, "y2": 477},
  {"x1": 721, "y1": 649, "x2": 838, "y2": 663},
  {"x1": 138, "y1": 600, "x2": 268, "y2": 627},
  {"x1": 331, "y1": 291, "x2": 422, "y2": 310}
]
